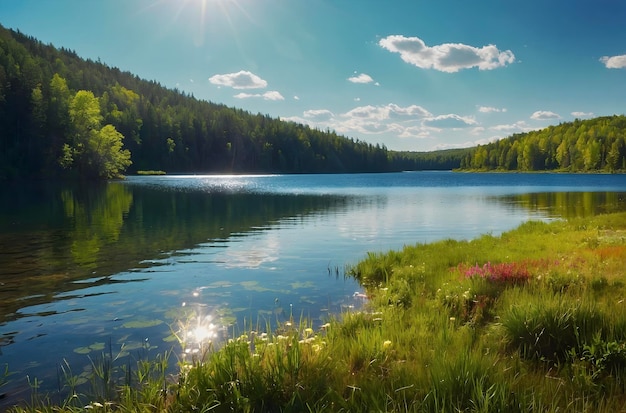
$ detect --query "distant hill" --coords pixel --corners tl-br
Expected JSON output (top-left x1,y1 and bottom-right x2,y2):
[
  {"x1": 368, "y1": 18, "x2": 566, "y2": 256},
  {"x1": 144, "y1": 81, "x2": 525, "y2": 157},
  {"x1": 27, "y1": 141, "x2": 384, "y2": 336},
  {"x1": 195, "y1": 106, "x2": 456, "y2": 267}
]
[{"x1": 458, "y1": 116, "x2": 626, "y2": 172}]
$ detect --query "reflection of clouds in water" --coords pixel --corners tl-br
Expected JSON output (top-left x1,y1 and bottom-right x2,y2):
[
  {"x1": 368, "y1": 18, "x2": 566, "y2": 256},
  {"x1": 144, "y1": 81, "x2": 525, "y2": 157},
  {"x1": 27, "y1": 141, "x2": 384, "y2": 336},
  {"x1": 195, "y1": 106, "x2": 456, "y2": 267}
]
[
  {"x1": 219, "y1": 233, "x2": 281, "y2": 269},
  {"x1": 334, "y1": 191, "x2": 532, "y2": 243},
  {"x1": 335, "y1": 193, "x2": 429, "y2": 240}
]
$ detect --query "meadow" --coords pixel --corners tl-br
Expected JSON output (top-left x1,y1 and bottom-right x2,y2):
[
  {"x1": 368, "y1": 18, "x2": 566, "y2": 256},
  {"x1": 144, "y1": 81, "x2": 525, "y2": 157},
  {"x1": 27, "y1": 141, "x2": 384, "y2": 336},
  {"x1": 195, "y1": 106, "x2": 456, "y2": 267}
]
[{"x1": 5, "y1": 212, "x2": 626, "y2": 412}]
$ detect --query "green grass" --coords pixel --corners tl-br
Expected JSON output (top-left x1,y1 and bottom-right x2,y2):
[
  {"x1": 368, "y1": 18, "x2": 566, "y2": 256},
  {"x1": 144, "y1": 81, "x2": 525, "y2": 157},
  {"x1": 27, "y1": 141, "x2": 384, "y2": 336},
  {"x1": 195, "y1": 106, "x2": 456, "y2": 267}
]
[{"x1": 7, "y1": 212, "x2": 626, "y2": 412}]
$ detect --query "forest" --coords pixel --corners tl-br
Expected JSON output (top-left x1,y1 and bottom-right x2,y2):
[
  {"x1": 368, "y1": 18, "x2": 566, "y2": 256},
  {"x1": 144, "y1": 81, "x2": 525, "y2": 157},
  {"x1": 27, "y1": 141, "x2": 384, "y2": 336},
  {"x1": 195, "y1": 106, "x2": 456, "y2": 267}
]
[
  {"x1": 459, "y1": 115, "x2": 626, "y2": 172},
  {"x1": 0, "y1": 24, "x2": 460, "y2": 181},
  {"x1": 1, "y1": 24, "x2": 624, "y2": 181}
]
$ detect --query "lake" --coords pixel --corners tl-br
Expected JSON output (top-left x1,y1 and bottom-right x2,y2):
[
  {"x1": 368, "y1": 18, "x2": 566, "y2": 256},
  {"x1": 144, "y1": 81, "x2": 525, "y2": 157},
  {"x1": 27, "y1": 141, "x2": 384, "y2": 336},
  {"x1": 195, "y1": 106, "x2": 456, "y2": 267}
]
[{"x1": 1, "y1": 171, "x2": 626, "y2": 404}]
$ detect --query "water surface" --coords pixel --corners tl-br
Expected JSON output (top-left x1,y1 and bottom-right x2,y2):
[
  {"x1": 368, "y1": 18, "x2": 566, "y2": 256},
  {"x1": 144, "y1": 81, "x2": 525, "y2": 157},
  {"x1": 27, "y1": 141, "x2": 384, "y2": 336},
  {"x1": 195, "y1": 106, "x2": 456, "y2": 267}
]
[{"x1": 1, "y1": 172, "x2": 625, "y2": 404}]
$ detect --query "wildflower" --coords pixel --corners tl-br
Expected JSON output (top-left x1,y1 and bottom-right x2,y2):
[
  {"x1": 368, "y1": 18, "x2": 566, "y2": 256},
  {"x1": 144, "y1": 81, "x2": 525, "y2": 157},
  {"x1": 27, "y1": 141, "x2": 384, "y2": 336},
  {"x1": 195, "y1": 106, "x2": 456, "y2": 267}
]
[
  {"x1": 383, "y1": 340, "x2": 392, "y2": 348},
  {"x1": 449, "y1": 317, "x2": 456, "y2": 322},
  {"x1": 321, "y1": 323, "x2": 331, "y2": 329},
  {"x1": 304, "y1": 327, "x2": 314, "y2": 336}
]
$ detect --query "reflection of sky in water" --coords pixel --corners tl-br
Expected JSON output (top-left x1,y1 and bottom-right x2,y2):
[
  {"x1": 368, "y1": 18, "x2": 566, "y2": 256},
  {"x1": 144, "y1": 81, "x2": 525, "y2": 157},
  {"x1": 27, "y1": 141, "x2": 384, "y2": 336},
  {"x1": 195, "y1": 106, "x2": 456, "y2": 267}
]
[{"x1": 2, "y1": 172, "x2": 626, "y2": 406}]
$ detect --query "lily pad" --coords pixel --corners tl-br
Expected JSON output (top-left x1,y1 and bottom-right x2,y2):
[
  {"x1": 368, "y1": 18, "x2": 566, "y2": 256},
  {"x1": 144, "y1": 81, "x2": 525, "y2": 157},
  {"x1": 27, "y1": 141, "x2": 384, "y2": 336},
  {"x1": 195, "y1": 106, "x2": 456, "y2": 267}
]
[
  {"x1": 240, "y1": 281, "x2": 271, "y2": 292},
  {"x1": 291, "y1": 281, "x2": 315, "y2": 289},
  {"x1": 121, "y1": 319, "x2": 164, "y2": 328},
  {"x1": 73, "y1": 341, "x2": 105, "y2": 354},
  {"x1": 219, "y1": 316, "x2": 237, "y2": 325},
  {"x1": 163, "y1": 333, "x2": 180, "y2": 343}
]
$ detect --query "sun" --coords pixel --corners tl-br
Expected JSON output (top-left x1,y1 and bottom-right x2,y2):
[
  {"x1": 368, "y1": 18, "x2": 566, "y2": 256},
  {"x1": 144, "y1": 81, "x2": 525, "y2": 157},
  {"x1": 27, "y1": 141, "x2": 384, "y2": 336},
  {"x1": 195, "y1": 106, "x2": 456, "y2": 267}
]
[
  {"x1": 136, "y1": 0, "x2": 253, "y2": 49},
  {"x1": 175, "y1": 0, "x2": 252, "y2": 38}
]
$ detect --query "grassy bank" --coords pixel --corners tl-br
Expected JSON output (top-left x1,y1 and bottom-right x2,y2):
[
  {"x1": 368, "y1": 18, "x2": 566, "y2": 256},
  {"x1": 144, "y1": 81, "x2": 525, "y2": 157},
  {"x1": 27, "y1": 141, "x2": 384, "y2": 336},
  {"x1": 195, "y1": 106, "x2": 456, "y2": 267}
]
[{"x1": 7, "y1": 212, "x2": 626, "y2": 412}]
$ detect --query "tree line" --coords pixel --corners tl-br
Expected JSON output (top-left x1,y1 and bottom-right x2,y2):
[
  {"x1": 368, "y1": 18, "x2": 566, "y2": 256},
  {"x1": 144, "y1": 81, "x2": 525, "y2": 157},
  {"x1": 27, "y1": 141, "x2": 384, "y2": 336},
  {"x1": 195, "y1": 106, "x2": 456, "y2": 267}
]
[
  {"x1": 3, "y1": 24, "x2": 623, "y2": 180},
  {"x1": 1, "y1": 25, "x2": 441, "y2": 181},
  {"x1": 459, "y1": 116, "x2": 626, "y2": 172}
]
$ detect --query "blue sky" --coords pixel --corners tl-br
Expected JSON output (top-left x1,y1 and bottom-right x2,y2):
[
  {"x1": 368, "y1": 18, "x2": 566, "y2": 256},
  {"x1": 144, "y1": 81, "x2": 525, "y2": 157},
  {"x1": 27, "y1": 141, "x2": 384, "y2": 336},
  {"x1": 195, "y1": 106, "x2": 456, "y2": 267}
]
[{"x1": 1, "y1": 0, "x2": 625, "y2": 151}]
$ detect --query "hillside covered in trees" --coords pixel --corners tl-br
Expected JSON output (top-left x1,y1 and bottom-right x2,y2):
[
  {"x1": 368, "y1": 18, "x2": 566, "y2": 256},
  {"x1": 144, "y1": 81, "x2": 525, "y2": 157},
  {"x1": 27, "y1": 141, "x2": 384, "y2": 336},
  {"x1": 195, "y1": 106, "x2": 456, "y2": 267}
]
[
  {"x1": 460, "y1": 115, "x2": 626, "y2": 172},
  {"x1": 2, "y1": 24, "x2": 624, "y2": 181},
  {"x1": 1, "y1": 24, "x2": 460, "y2": 181}
]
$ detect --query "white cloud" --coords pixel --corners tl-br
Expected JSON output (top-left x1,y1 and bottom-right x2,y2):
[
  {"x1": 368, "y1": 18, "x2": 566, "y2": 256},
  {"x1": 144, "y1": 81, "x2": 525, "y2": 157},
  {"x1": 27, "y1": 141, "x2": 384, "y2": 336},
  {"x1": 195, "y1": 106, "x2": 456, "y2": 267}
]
[
  {"x1": 233, "y1": 91, "x2": 285, "y2": 100},
  {"x1": 490, "y1": 121, "x2": 533, "y2": 132},
  {"x1": 388, "y1": 104, "x2": 432, "y2": 118},
  {"x1": 262, "y1": 91, "x2": 284, "y2": 101},
  {"x1": 395, "y1": 124, "x2": 434, "y2": 139},
  {"x1": 470, "y1": 126, "x2": 486, "y2": 135},
  {"x1": 423, "y1": 114, "x2": 477, "y2": 128},
  {"x1": 348, "y1": 73, "x2": 375, "y2": 84},
  {"x1": 600, "y1": 54, "x2": 626, "y2": 69},
  {"x1": 293, "y1": 96, "x2": 300, "y2": 100},
  {"x1": 379, "y1": 35, "x2": 515, "y2": 73},
  {"x1": 287, "y1": 103, "x2": 433, "y2": 140},
  {"x1": 303, "y1": 109, "x2": 335, "y2": 121},
  {"x1": 478, "y1": 106, "x2": 507, "y2": 113},
  {"x1": 342, "y1": 104, "x2": 432, "y2": 122},
  {"x1": 343, "y1": 105, "x2": 383, "y2": 120},
  {"x1": 571, "y1": 111, "x2": 594, "y2": 118},
  {"x1": 209, "y1": 70, "x2": 268, "y2": 89},
  {"x1": 287, "y1": 104, "x2": 491, "y2": 147},
  {"x1": 530, "y1": 111, "x2": 560, "y2": 120}
]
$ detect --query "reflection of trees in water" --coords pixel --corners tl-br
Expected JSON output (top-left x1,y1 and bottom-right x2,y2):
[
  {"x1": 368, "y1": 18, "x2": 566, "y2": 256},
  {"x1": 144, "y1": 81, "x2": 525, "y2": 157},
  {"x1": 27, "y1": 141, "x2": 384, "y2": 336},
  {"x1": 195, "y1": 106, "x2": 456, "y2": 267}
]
[
  {"x1": 62, "y1": 183, "x2": 134, "y2": 269},
  {"x1": 499, "y1": 192, "x2": 626, "y2": 218},
  {"x1": 0, "y1": 182, "x2": 350, "y2": 324}
]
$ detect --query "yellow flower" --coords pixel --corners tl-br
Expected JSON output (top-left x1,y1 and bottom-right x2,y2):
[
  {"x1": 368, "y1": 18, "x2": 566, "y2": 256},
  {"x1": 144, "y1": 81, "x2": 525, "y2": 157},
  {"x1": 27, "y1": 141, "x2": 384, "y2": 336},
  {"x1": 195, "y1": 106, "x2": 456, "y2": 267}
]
[{"x1": 383, "y1": 340, "x2": 392, "y2": 348}]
